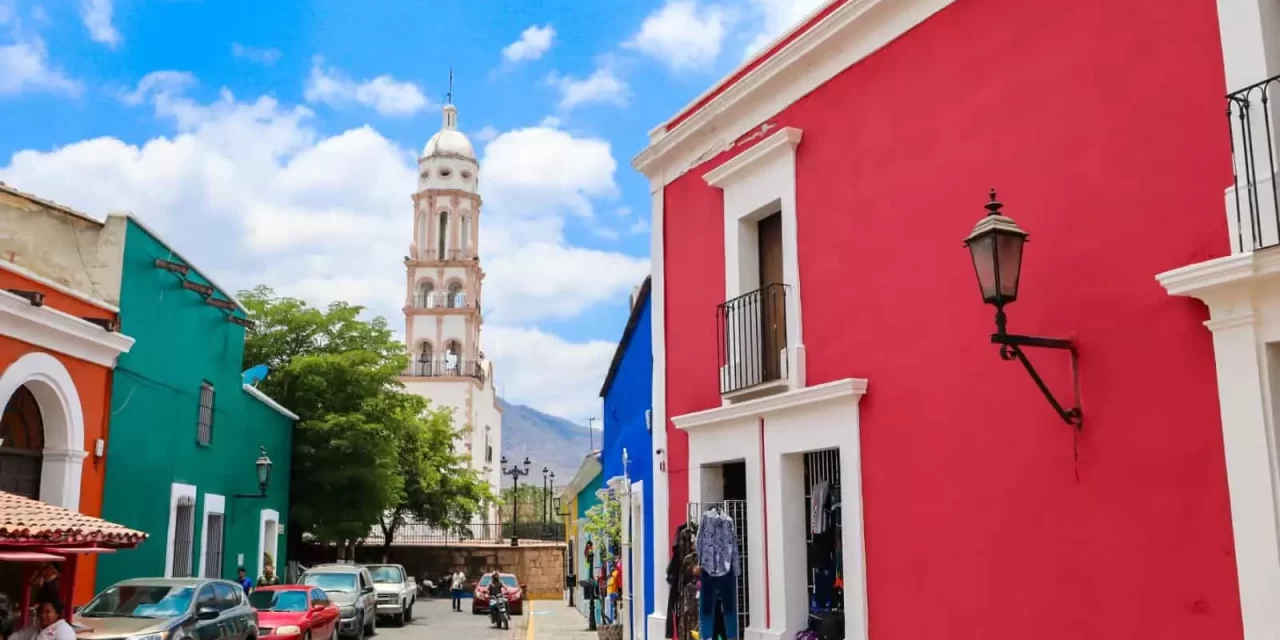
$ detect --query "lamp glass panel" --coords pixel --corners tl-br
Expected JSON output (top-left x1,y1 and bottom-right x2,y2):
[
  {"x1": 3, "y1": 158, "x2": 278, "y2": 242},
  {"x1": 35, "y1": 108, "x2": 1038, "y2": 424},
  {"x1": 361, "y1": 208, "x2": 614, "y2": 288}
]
[
  {"x1": 967, "y1": 234, "x2": 998, "y2": 303},
  {"x1": 995, "y1": 232, "x2": 1024, "y2": 300},
  {"x1": 257, "y1": 458, "x2": 272, "y2": 487}
]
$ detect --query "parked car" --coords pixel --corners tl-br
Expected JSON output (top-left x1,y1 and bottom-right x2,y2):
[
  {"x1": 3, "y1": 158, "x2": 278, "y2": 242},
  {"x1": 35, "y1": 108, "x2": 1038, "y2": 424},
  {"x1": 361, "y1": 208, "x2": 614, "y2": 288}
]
[
  {"x1": 73, "y1": 578, "x2": 257, "y2": 640},
  {"x1": 249, "y1": 585, "x2": 340, "y2": 640},
  {"x1": 405, "y1": 578, "x2": 416, "y2": 604},
  {"x1": 471, "y1": 573, "x2": 524, "y2": 616},
  {"x1": 364, "y1": 564, "x2": 413, "y2": 626},
  {"x1": 300, "y1": 565, "x2": 377, "y2": 640}
]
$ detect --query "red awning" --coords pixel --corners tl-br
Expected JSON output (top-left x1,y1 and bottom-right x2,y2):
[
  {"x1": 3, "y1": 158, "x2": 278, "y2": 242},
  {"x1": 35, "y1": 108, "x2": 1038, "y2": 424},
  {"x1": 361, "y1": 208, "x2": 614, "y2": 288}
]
[{"x1": 0, "y1": 551, "x2": 65, "y2": 562}]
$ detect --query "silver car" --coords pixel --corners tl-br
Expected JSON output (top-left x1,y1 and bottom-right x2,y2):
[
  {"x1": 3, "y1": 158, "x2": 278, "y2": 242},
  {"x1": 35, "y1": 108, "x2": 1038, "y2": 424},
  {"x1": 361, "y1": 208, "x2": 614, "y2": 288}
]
[
  {"x1": 300, "y1": 565, "x2": 376, "y2": 640},
  {"x1": 74, "y1": 578, "x2": 257, "y2": 640}
]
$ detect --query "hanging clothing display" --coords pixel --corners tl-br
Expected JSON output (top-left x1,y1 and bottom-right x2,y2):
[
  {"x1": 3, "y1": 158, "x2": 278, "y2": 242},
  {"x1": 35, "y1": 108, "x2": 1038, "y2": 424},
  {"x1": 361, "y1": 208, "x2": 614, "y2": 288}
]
[
  {"x1": 696, "y1": 507, "x2": 740, "y2": 578},
  {"x1": 810, "y1": 481, "x2": 830, "y2": 534},
  {"x1": 664, "y1": 524, "x2": 687, "y2": 638},
  {"x1": 695, "y1": 507, "x2": 741, "y2": 640},
  {"x1": 677, "y1": 526, "x2": 700, "y2": 640}
]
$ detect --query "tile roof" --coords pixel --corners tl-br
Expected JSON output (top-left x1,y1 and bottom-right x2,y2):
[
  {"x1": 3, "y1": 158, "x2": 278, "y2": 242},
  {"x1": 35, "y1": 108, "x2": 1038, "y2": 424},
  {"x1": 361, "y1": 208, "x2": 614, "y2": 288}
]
[{"x1": 0, "y1": 491, "x2": 147, "y2": 547}]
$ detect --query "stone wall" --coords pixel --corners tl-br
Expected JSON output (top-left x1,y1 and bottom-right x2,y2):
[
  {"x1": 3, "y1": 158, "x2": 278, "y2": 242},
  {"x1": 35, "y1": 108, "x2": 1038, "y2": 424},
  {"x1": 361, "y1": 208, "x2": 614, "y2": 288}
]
[{"x1": 299, "y1": 543, "x2": 568, "y2": 600}]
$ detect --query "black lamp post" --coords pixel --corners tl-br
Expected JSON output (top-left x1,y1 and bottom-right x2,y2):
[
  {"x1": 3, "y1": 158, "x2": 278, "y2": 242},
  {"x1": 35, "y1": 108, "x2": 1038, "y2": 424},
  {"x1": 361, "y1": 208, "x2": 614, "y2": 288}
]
[
  {"x1": 553, "y1": 495, "x2": 575, "y2": 607},
  {"x1": 548, "y1": 471, "x2": 556, "y2": 529},
  {"x1": 230, "y1": 447, "x2": 273, "y2": 521},
  {"x1": 542, "y1": 467, "x2": 550, "y2": 526},
  {"x1": 502, "y1": 455, "x2": 531, "y2": 546},
  {"x1": 965, "y1": 189, "x2": 1083, "y2": 429}
]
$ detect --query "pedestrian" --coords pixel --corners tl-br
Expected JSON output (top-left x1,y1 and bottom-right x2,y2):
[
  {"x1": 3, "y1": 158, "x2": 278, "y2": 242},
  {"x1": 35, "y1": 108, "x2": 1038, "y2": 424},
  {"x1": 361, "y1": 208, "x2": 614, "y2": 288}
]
[
  {"x1": 449, "y1": 570, "x2": 466, "y2": 612},
  {"x1": 29, "y1": 564, "x2": 58, "y2": 606},
  {"x1": 7, "y1": 601, "x2": 74, "y2": 640},
  {"x1": 257, "y1": 565, "x2": 280, "y2": 588},
  {"x1": 236, "y1": 567, "x2": 254, "y2": 593}
]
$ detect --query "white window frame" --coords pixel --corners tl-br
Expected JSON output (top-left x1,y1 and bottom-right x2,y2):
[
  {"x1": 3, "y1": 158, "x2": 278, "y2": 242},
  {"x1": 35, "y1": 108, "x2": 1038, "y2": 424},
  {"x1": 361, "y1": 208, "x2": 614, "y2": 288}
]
[
  {"x1": 165, "y1": 483, "x2": 198, "y2": 577},
  {"x1": 198, "y1": 493, "x2": 226, "y2": 578},
  {"x1": 704, "y1": 127, "x2": 807, "y2": 397},
  {"x1": 258, "y1": 508, "x2": 281, "y2": 580}
]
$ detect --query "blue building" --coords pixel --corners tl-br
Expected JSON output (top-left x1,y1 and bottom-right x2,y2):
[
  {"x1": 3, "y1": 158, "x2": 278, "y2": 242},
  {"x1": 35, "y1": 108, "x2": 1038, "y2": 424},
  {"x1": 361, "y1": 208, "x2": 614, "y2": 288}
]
[{"x1": 599, "y1": 277, "x2": 653, "y2": 640}]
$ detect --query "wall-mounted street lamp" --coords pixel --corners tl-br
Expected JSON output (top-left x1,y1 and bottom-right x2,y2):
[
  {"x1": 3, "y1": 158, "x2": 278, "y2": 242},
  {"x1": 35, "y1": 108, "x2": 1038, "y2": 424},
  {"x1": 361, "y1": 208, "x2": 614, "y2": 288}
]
[
  {"x1": 231, "y1": 447, "x2": 274, "y2": 522},
  {"x1": 965, "y1": 190, "x2": 1083, "y2": 430}
]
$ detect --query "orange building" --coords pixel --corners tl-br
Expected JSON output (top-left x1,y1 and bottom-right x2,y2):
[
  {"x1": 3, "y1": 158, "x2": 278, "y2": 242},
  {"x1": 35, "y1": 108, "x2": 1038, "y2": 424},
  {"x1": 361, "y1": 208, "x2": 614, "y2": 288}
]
[{"x1": 0, "y1": 260, "x2": 134, "y2": 603}]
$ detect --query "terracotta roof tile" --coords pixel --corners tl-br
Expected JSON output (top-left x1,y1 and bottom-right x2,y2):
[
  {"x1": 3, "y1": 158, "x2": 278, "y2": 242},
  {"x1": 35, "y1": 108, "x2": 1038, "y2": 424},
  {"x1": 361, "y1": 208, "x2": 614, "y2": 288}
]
[{"x1": 0, "y1": 491, "x2": 147, "y2": 547}]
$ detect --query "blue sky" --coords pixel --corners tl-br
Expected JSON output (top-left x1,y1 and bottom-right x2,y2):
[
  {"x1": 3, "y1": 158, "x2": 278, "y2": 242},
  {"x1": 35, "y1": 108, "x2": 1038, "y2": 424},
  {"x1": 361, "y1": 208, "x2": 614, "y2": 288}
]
[{"x1": 0, "y1": 0, "x2": 823, "y2": 419}]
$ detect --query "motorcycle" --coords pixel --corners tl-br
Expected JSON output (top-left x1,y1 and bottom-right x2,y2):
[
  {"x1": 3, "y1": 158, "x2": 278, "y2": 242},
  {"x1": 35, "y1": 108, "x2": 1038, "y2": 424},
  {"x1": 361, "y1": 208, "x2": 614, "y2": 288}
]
[{"x1": 488, "y1": 590, "x2": 510, "y2": 630}]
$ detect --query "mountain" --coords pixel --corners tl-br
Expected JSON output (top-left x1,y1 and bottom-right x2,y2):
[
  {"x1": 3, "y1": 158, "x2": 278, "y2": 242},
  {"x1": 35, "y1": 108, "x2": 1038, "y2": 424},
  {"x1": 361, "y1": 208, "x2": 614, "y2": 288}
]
[{"x1": 499, "y1": 398, "x2": 599, "y2": 482}]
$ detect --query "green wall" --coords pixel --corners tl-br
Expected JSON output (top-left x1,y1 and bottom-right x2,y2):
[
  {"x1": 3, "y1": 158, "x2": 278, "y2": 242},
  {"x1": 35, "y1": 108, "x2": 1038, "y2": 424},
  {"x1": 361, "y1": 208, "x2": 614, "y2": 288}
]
[{"x1": 97, "y1": 219, "x2": 294, "y2": 589}]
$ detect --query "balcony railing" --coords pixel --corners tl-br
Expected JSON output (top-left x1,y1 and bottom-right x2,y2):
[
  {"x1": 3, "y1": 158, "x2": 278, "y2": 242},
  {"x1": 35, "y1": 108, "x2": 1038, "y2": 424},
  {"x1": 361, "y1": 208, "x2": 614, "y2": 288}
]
[
  {"x1": 411, "y1": 293, "x2": 474, "y2": 309},
  {"x1": 407, "y1": 359, "x2": 487, "y2": 384},
  {"x1": 1227, "y1": 74, "x2": 1280, "y2": 252},
  {"x1": 717, "y1": 283, "x2": 789, "y2": 395},
  {"x1": 415, "y1": 248, "x2": 477, "y2": 262}
]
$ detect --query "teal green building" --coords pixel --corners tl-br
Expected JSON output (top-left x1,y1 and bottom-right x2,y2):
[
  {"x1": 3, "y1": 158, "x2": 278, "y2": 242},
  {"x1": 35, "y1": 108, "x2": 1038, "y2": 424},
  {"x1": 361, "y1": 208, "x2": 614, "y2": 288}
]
[{"x1": 96, "y1": 217, "x2": 295, "y2": 589}]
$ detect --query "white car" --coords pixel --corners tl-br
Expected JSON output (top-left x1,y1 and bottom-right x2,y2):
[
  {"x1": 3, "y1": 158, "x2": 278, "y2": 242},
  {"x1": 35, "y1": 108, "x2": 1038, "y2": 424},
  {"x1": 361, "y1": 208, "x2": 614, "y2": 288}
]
[{"x1": 365, "y1": 564, "x2": 414, "y2": 626}]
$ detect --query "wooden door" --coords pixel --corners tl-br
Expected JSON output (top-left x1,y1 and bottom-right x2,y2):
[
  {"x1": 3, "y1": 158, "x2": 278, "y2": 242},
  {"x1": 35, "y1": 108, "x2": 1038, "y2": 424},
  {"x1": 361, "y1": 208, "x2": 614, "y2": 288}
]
[{"x1": 757, "y1": 213, "x2": 786, "y2": 382}]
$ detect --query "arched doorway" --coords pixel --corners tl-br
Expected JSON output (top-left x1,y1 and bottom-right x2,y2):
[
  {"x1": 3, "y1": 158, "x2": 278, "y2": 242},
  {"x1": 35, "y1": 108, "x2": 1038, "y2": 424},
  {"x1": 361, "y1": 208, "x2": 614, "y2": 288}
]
[
  {"x1": 0, "y1": 352, "x2": 86, "y2": 510},
  {"x1": 0, "y1": 385, "x2": 44, "y2": 498}
]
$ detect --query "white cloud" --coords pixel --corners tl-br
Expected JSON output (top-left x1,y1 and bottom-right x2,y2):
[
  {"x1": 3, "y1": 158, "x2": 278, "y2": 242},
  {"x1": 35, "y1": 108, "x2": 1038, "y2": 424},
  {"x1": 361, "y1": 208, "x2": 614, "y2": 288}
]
[
  {"x1": 0, "y1": 34, "x2": 82, "y2": 97},
  {"x1": 79, "y1": 0, "x2": 121, "y2": 48},
  {"x1": 482, "y1": 326, "x2": 617, "y2": 418},
  {"x1": 615, "y1": 206, "x2": 631, "y2": 217},
  {"x1": 502, "y1": 24, "x2": 555, "y2": 63},
  {"x1": 304, "y1": 56, "x2": 428, "y2": 117},
  {"x1": 0, "y1": 86, "x2": 645, "y2": 419},
  {"x1": 119, "y1": 70, "x2": 196, "y2": 105},
  {"x1": 231, "y1": 43, "x2": 281, "y2": 66},
  {"x1": 474, "y1": 125, "x2": 499, "y2": 142},
  {"x1": 628, "y1": 218, "x2": 650, "y2": 236},
  {"x1": 549, "y1": 65, "x2": 629, "y2": 111},
  {"x1": 626, "y1": 0, "x2": 731, "y2": 72},
  {"x1": 743, "y1": 0, "x2": 825, "y2": 57}
]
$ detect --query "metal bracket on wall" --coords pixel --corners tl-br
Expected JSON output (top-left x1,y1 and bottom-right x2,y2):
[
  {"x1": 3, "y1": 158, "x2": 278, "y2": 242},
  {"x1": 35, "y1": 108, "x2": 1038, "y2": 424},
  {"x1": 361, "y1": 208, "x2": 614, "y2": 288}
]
[{"x1": 991, "y1": 332, "x2": 1083, "y2": 430}]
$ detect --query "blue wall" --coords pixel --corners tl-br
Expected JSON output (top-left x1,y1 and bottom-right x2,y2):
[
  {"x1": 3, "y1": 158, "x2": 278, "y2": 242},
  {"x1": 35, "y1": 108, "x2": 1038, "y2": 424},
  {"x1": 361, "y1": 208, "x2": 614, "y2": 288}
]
[{"x1": 600, "y1": 288, "x2": 653, "y2": 639}]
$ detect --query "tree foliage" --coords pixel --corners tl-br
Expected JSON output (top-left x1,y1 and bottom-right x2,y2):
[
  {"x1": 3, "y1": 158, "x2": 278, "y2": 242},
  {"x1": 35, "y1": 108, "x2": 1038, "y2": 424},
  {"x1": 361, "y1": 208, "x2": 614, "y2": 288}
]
[
  {"x1": 239, "y1": 286, "x2": 491, "y2": 547},
  {"x1": 582, "y1": 488, "x2": 622, "y2": 565}
]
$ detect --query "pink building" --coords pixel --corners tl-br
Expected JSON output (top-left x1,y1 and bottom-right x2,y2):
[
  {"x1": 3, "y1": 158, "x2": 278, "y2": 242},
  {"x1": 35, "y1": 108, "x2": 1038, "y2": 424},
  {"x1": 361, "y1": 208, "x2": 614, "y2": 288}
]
[{"x1": 634, "y1": 0, "x2": 1280, "y2": 638}]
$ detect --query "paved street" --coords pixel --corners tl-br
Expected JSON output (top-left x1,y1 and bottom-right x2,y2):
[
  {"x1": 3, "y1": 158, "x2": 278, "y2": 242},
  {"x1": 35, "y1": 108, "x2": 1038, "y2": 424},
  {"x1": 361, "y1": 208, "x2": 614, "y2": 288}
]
[{"x1": 375, "y1": 597, "x2": 593, "y2": 640}]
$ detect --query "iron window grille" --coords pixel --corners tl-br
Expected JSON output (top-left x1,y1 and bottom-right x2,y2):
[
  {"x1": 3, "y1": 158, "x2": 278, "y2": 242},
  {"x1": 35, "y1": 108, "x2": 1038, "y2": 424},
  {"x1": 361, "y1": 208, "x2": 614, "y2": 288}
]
[
  {"x1": 173, "y1": 496, "x2": 197, "y2": 577},
  {"x1": 204, "y1": 513, "x2": 225, "y2": 578},
  {"x1": 197, "y1": 382, "x2": 215, "y2": 446}
]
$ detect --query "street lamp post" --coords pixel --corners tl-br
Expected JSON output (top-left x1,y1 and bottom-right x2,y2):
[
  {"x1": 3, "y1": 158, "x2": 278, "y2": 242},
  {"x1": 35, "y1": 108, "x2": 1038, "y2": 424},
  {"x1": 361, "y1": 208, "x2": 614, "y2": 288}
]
[
  {"x1": 548, "y1": 471, "x2": 556, "y2": 531},
  {"x1": 501, "y1": 456, "x2": 531, "y2": 546},
  {"x1": 542, "y1": 467, "x2": 549, "y2": 527},
  {"x1": 230, "y1": 447, "x2": 273, "y2": 523}
]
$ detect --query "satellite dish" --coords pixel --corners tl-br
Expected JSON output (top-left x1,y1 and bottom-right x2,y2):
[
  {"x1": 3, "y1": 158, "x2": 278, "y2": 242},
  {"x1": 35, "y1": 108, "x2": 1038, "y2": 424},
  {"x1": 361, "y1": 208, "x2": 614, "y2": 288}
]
[{"x1": 242, "y1": 364, "x2": 269, "y2": 387}]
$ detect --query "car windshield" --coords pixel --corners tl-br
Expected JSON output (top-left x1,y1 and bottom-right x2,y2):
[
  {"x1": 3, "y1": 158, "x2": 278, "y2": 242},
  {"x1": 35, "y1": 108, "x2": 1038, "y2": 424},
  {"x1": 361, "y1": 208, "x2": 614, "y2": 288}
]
[
  {"x1": 477, "y1": 575, "x2": 518, "y2": 589},
  {"x1": 248, "y1": 590, "x2": 308, "y2": 612},
  {"x1": 303, "y1": 573, "x2": 357, "y2": 593},
  {"x1": 79, "y1": 585, "x2": 195, "y2": 619},
  {"x1": 368, "y1": 567, "x2": 403, "y2": 584}
]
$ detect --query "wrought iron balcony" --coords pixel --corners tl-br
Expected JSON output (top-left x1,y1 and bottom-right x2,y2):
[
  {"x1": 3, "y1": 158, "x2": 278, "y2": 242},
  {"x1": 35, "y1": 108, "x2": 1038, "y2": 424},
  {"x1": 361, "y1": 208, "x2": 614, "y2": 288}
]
[
  {"x1": 1227, "y1": 74, "x2": 1280, "y2": 252},
  {"x1": 407, "y1": 359, "x2": 487, "y2": 384},
  {"x1": 717, "y1": 283, "x2": 789, "y2": 395}
]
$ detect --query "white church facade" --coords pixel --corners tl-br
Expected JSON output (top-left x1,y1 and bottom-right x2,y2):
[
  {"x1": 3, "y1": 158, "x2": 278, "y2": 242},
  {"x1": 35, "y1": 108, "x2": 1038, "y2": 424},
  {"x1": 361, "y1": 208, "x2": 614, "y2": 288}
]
[{"x1": 399, "y1": 99, "x2": 503, "y2": 520}]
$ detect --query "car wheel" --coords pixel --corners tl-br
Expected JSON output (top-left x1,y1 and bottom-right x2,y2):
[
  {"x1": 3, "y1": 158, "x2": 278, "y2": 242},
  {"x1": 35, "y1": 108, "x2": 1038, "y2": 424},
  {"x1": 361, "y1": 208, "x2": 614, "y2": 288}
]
[
  {"x1": 364, "y1": 611, "x2": 376, "y2": 637},
  {"x1": 403, "y1": 601, "x2": 413, "y2": 623},
  {"x1": 352, "y1": 617, "x2": 364, "y2": 640}
]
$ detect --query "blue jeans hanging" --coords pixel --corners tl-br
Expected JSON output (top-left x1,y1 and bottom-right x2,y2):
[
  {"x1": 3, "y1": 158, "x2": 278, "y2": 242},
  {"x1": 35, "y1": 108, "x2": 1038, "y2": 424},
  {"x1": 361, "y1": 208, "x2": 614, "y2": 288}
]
[{"x1": 699, "y1": 572, "x2": 739, "y2": 640}]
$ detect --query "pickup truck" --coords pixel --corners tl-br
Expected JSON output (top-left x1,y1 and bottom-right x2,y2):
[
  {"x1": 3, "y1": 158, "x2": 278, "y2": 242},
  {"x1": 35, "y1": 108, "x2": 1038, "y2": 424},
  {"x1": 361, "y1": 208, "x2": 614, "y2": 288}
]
[{"x1": 365, "y1": 564, "x2": 415, "y2": 626}]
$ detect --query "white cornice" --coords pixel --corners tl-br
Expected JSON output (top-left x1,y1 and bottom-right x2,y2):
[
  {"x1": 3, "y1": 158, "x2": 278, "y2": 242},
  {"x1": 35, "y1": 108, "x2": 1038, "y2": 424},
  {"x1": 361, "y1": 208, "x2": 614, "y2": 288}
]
[
  {"x1": 0, "y1": 290, "x2": 134, "y2": 367},
  {"x1": 242, "y1": 384, "x2": 299, "y2": 421},
  {"x1": 0, "y1": 260, "x2": 119, "y2": 312},
  {"x1": 673, "y1": 378, "x2": 868, "y2": 430},
  {"x1": 632, "y1": 0, "x2": 955, "y2": 180},
  {"x1": 704, "y1": 128, "x2": 803, "y2": 187}
]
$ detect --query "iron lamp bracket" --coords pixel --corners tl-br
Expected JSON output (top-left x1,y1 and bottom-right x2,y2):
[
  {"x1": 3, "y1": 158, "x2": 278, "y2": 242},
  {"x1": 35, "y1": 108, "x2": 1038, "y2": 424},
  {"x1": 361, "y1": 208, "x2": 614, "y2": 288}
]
[{"x1": 991, "y1": 331, "x2": 1083, "y2": 430}]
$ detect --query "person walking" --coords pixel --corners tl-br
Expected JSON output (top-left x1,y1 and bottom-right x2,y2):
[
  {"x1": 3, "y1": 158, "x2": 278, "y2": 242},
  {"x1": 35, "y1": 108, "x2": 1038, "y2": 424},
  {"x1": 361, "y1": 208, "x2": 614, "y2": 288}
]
[
  {"x1": 257, "y1": 565, "x2": 281, "y2": 588},
  {"x1": 449, "y1": 570, "x2": 466, "y2": 612},
  {"x1": 236, "y1": 568, "x2": 254, "y2": 593}
]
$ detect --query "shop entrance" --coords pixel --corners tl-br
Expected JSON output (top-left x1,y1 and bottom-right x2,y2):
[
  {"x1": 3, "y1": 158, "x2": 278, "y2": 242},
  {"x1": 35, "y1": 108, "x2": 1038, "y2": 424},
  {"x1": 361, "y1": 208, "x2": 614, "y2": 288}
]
[
  {"x1": 677, "y1": 461, "x2": 749, "y2": 640},
  {"x1": 803, "y1": 449, "x2": 844, "y2": 637}
]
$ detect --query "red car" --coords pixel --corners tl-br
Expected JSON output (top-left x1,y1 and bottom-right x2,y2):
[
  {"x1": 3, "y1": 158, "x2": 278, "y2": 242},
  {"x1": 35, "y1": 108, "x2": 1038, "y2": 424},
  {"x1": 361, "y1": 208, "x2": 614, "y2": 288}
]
[
  {"x1": 471, "y1": 573, "x2": 524, "y2": 616},
  {"x1": 250, "y1": 585, "x2": 342, "y2": 640}
]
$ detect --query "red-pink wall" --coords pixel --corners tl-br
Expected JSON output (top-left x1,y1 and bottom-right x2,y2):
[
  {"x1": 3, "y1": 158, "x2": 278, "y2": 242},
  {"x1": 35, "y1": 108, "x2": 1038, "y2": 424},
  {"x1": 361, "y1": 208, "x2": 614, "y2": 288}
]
[{"x1": 662, "y1": 0, "x2": 1241, "y2": 637}]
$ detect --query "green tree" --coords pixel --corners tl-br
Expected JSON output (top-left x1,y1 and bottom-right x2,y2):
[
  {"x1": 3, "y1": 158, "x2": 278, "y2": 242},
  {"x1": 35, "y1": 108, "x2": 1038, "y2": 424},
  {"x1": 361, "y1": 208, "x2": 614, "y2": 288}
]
[{"x1": 238, "y1": 286, "x2": 488, "y2": 553}]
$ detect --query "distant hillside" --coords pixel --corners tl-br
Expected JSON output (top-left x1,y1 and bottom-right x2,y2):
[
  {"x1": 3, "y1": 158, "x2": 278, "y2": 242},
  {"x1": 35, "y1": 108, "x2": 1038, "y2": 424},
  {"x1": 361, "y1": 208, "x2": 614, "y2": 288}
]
[{"x1": 500, "y1": 399, "x2": 598, "y2": 481}]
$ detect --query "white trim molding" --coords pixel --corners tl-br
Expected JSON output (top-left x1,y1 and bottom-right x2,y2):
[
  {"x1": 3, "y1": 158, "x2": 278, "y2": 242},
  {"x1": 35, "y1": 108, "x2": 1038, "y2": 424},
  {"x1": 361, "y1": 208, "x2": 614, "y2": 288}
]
[
  {"x1": 242, "y1": 384, "x2": 299, "y2": 421},
  {"x1": 0, "y1": 289, "x2": 134, "y2": 368},
  {"x1": 705, "y1": 127, "x2": 807, "y2": 400},
  {"x1": 632, "y1": 0, "x2": 956, "y2": 185},
  {"x1": 1157, "y1": 250, "x2": 1280, "y2": 639},
  {"x1": 0, "y1": 352, "x2": 87, "y2": 510},
  {"x1": 646, "y1": 175, "x2": 671, "y2": 640},
  {"x1": 679, "y1": 377, "x2": 869, "y2": 640},
  {"x1": 165, "y1": 483, "x2": 198, "y2": 578},
  {"x1": 258, "y1": 508, "x2": 281, "y2": 580},
  {"x1": 197, "y1": 493, "x2": 226, "y2": 578}
]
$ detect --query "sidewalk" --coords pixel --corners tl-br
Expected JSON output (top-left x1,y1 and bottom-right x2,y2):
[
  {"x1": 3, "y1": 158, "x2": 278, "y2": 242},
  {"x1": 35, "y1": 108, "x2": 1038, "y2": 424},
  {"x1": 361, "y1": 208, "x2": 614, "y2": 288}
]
[{"x1": 519, "y1": 600, "x2": 596, "y2": 640}]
